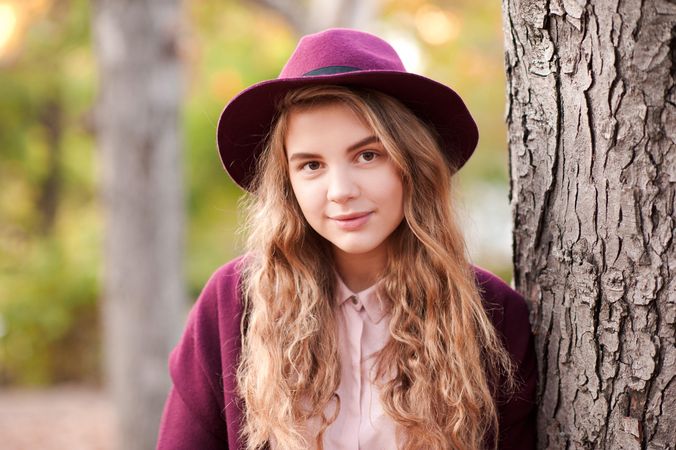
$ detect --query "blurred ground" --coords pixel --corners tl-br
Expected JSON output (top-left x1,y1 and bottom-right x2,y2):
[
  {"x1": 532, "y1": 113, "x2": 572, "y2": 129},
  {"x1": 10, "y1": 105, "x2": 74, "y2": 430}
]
[{"x1": 0, "y1": 386, "x2": 116, "y2": 450}]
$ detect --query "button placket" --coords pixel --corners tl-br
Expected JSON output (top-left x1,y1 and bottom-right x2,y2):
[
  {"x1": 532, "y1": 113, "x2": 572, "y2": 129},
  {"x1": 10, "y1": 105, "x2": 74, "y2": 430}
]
[{"x1": 354, "y1": 301, "x2": 364, "y2": 445}]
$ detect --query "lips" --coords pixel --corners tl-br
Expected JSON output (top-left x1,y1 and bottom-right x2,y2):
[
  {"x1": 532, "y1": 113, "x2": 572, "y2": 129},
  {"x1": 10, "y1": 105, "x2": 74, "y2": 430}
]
[
  {"x1": 331, "y1": 211, "x2": 372, "y2": 230},
  {"x1": 331, "y1": 212, "x2": 371, "y2": 220}
]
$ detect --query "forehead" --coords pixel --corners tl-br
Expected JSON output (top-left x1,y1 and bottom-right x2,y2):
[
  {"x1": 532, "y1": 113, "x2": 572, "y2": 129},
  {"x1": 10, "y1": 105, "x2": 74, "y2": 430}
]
[
  {"x1": 284, "y1": 101, "x2": 374, "y2": 151},
  {"x1": 287, "y1": 100, "x2": 370, "y2": 131}
]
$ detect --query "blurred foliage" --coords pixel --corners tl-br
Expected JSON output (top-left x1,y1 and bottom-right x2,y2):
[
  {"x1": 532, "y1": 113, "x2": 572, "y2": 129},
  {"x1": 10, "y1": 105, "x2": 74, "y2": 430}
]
[
  {"x1": 0, "y1": 0, "x2": 511, "y2": 385},
  {"x1": 182, "y1": 1, "x2": 296, "y2": 293},
  {"x1": 381, "y1": 0, "x2": 510, "y2": 185},
  {"x1": 0, "y1": 0, "x2": 100, "y2": 385}
]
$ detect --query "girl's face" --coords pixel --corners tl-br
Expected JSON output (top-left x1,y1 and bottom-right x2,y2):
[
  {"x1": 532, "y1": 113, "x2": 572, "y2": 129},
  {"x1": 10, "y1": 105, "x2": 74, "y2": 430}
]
[{"x1": 286, "y1": 102, "x2": 404, "y2": 261}]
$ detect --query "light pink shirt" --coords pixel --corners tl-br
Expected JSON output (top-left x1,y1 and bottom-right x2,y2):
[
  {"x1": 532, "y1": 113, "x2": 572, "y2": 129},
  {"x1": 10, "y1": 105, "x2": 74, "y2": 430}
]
[
  {"x1": 270, "y1": 274, "x2": 401, "y2": 449},
  {"x1": 322, "y1": 273, "x2": 400, "y2": 449}
]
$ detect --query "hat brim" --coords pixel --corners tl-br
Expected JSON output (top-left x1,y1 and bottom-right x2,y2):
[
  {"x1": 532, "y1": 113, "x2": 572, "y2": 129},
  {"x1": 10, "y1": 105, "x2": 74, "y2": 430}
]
[{"x1": 216, "y1": 70, "x2": 478, "y2": 191}]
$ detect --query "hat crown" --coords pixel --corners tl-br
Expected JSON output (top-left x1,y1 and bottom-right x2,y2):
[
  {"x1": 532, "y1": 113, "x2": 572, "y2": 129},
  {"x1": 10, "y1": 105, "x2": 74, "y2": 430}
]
[{"x1": 279, "y1": 28, "x2": 406, "y2": 78}]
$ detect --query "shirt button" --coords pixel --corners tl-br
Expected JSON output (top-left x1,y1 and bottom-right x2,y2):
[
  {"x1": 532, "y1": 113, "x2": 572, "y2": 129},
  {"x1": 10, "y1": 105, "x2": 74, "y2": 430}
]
[{"x1": 349, "y1": 295, "x2": 358, "y2": 305}]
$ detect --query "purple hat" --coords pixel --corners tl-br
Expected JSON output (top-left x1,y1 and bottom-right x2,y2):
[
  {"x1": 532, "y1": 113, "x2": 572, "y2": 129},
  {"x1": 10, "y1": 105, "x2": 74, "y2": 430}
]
[{"x1": 217, "y1": 28, "x2": 479, "y2": 191}]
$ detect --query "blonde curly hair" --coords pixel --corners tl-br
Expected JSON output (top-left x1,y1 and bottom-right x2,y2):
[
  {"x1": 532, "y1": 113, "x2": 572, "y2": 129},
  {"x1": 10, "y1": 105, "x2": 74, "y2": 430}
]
[{"x1": 236, "y1": 85, "x2": 515, "y2": 450}]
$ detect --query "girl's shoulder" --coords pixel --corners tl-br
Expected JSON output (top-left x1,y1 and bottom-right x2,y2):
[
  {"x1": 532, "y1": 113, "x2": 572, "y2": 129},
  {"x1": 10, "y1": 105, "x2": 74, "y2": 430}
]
[
  {"x1": 169, "y1": 254, "x2": 249, "y2": 389},
  {"x1": 179, "y1": 255, "x2": 248, "y2": 344},
  {"x1": 194, "y1": 254, "x2": 249, "y2": 308},
  {"x1": 471, "y1": 265, "x2": 532, "y2": 337},
  {"x1": 205, "y1": 254, "x2": 248, "y2": 286},
  {"x1": 472, "y1": 266, "x2": 537, "y2": 447}
]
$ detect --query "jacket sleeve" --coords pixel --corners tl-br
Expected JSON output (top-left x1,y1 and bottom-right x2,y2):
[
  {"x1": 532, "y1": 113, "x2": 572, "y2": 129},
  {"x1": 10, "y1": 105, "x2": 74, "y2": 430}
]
[
  {"x1": 157, "y1": 386, "x2": 228, "y2": 449},
  {"x1": 496, "y1": 287, "x2": 537, "y2": 450},
  {"x1": 475, "y1": 267, "x2": 537, "y2": 450},
  {"x1": 156, "y1": 259, "x2": 245, "y2": 450}
]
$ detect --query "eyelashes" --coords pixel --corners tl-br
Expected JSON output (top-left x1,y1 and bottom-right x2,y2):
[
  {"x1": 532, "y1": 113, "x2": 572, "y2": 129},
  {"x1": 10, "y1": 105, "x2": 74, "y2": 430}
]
[
  {"x1": 301, "y1": 160, "x2": 322, "y2": 171},
  {"x1": 298, "y1": 150, "x2": 381, "y2": 172},
  {"x1": 357, "y1": 151, "x2": 378, "y2": 163}
]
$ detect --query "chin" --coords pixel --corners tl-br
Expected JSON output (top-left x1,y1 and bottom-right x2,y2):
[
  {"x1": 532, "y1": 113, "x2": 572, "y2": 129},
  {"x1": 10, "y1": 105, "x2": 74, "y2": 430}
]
[
  {"x1": 330, "y1": 239, "x2": 386, "y2": 257},
  {"x1": 335, "y1": 246, "x2": 375, "y2": 256}
]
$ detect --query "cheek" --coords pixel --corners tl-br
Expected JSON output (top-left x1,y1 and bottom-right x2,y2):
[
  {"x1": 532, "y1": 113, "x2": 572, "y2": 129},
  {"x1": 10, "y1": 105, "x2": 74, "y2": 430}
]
[
  {"x1": 389, "y1": 184, "x2": 405, "y2": 219},
  {"x1": 290, "y1": 179, "x2": 324, "y2": 219},
  {"x1": 372, "y1": 169, "x2": 404, "y2": 209}
]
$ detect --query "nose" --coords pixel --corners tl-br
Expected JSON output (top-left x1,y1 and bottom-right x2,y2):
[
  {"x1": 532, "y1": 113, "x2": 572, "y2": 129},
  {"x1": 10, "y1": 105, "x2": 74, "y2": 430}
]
[{"x1": 326, "y1": 167, "x2": 359, "y2": 203}]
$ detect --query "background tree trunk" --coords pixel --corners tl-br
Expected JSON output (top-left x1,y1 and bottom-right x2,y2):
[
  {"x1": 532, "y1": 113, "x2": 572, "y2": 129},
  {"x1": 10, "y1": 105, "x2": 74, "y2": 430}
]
[
  {"x1": 92, "y1": 1, "x2": 185, "y2": 448},
  {"x1": 250, "y1": 0, "x2": 377, "y2": 34},
  {"x1": 502, "y1": 0, "x2": 675, "y2": 448},
  {"x1": 37, "y1": 96, "x2": 63, "y2": 235}
]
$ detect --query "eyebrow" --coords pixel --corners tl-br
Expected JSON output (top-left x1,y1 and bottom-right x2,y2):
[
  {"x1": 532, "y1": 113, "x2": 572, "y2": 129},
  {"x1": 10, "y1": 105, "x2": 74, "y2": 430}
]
[{"x1": 288, "y1": 135, "x2": 381, "y2": 162}]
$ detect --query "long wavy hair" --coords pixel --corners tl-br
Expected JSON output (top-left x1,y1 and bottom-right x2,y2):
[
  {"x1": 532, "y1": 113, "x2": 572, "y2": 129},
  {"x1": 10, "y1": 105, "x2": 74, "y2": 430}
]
[{"x1": 236, "y1": 85, "x2": 515, "y2": 450}]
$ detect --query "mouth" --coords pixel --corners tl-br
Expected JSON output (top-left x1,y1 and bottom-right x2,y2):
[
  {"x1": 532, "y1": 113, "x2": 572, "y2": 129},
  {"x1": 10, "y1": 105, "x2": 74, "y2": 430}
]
[
  {"x1": 330, "y1": 212, "x2": 373, "y2": 230},
  {"x1": 331, "y1": 211, "x2": 372, "y2": 221}
]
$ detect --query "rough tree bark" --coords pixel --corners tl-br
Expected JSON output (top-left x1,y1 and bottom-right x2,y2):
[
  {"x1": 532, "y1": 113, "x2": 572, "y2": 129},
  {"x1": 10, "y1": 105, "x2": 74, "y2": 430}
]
[
  {"x1": 92, "y1": 1, "x2": 185, "y2": 449},
  {"x1": 503, "y1": 0, "x2": 675, "y2": 449}
]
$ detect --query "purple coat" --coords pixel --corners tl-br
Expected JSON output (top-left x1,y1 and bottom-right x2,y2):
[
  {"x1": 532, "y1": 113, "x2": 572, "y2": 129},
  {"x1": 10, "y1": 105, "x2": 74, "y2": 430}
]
[{"x1": 156, "y1": 256, "x2": 537, "y2": 449}]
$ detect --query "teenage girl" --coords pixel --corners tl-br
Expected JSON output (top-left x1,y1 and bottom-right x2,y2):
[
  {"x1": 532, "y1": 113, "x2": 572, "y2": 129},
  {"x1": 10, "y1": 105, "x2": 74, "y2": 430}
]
[{"x1": 157, "y1": 28, "x2": 537, "y2": 450}]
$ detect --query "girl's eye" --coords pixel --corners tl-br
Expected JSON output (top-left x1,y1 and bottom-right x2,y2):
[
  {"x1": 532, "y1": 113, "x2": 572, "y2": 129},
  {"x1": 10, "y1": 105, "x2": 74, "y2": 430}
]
[
  {"x1": 301, "y1": 161, "x2": 321, "y2": 171},
  {"x1": 358, "y1": 151, "x2": 378, "y2": 163}
]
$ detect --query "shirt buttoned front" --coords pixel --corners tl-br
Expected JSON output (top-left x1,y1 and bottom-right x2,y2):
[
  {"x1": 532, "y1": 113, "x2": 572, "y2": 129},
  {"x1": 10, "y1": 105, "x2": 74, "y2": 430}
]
[{"x1": 322, "y1": 273, "x2": 400, "y2": 450}]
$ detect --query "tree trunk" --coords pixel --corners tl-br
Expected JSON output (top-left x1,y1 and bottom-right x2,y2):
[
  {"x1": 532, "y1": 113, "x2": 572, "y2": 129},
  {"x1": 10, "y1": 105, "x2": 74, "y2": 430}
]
[
  {"x1": 250, "y1": 0, "x2": 378, "y2": 35},
  {"x1": 502, "y1": 0, "x2": 675, "y2": 448},
  {"x1": 37, "y1": 96, "x2": 63, "y2": 235},
  {"x1": 91, "y1": 1, "x2": 185, "y2": 448}
]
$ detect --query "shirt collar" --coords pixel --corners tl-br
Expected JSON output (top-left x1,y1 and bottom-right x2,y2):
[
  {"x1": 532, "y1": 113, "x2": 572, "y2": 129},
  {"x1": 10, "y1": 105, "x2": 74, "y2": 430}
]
[{"x1": 335, "y1": 272, "x2": 389, "y2": 324}]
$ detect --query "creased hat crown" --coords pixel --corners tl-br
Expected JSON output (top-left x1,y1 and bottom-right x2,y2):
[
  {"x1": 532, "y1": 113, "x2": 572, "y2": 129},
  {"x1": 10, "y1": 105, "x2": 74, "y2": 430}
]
[{"x1": 279, "y1": 28, "x2": 406, "y2": 78}]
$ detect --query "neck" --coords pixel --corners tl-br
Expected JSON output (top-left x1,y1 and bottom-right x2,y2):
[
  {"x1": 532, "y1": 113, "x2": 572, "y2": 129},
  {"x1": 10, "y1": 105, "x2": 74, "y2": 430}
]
[{"x1": 332, "y1": 246, "x2": 386, "y2": 292}]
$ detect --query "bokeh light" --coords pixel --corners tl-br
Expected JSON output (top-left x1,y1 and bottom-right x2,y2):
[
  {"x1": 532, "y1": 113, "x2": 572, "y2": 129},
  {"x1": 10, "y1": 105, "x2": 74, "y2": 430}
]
[
  {"x1": 415, "y1": 4, "x2": 460, "y2": 45},
  {"x1": 0, "y1": 3, "x2": 18, "y2": 56}
]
